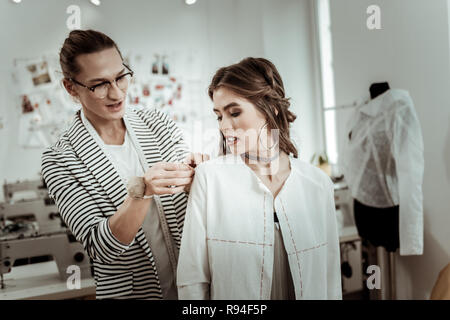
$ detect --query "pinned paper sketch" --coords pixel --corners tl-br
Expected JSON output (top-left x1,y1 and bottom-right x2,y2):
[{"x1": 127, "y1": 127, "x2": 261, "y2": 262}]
[
  {"x1": 13, "y1": 54, "x2": 78, "y2": 149},
  {"x1": 28, "y1": 61, "x2": 52, "y2": 87},
  {"x1": 21, "y1": 95, "x2": 34, "y2": 114},
  {"x1": 152, "y1": 54, "x2": 160, "y2": 74},
  {"x1": 19, "y1": 112, "x2": 49, "y2": 148},
  {"x1": 14, "y1": 58, "x2": 56, "y2": 94},
  {"x1": 162, "y1": 55, "x2": 169, "y2": 75}
]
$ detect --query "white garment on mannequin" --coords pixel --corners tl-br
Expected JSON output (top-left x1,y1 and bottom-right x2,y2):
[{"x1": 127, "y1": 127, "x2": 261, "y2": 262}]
[{"x1": 342, "y1": 89, "x2": 424, "y2": 256}]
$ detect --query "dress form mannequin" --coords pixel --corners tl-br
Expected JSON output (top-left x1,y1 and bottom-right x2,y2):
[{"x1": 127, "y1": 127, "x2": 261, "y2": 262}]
[{"x1": 354, "y1": 81, "x2": 398, "y2": 300}]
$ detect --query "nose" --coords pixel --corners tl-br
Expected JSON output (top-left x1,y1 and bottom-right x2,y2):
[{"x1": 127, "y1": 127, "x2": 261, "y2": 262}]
[
  {"x1": 219, "y1": 116, "x2": 233, "y2": 133},
  {"x1": 108, "y1": 81, "x2": 125, "y2": 100}
]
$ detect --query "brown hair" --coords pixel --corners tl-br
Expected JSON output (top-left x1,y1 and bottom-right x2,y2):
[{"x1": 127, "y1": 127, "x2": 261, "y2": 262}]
[
  {"x1": 208, "y1": 57, "x2": 298, "y2": 158},
  {"x1": 59, "y1": 29, "x2": 123, "y2": 79}
]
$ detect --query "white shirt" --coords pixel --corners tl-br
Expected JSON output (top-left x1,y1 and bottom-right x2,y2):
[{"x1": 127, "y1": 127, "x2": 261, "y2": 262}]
[
  {"x1": 177, "y1": 154, "x2": 342, "y2": 300},
  {"x1": 103, "y1": 129, "x2": 144, "y2": 185},
  {"x1": 341, "y1": 89, "x2": 424, "y2": 256},
  {"x1": 80, "y1": 109, "x2": 178, "y2": 299}
]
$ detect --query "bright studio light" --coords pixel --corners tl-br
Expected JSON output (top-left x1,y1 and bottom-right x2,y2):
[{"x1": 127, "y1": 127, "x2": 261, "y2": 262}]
[
  {"x1": 11, "y1": 0, "x2": 22, "y2": 4},
  {"x1": 90, "y1": 0, "x2": 101, "y2": 6},
  {"x1": 185, "y1": 0, "x2": 197, "y2": 5}
]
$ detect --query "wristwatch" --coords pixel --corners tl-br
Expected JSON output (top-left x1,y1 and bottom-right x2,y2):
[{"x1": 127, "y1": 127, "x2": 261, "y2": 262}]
[{"x1": 127, "y1": 176, "x2": 153, "y2": 200}]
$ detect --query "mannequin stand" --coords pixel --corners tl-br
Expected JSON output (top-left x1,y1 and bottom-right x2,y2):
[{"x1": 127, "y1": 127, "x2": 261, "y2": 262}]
[{"x1": 388, "y1": 251, "x2": 396, "y2": 300}]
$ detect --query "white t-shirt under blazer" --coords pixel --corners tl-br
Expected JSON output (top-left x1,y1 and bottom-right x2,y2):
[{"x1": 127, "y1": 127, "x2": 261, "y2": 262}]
[{"x1": 177, "y1": 154, "x2": 342, "y2": 300}]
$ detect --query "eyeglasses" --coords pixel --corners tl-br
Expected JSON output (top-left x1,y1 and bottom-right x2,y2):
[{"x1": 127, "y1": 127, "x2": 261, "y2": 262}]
[{"x1": 70, "y1": 64, "x2": 134, "y2": 99}]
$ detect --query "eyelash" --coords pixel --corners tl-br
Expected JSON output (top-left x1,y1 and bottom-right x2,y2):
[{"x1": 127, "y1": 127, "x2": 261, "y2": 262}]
[{"x1": 216, "y1": 112, "x2": 240, "y2": 121}]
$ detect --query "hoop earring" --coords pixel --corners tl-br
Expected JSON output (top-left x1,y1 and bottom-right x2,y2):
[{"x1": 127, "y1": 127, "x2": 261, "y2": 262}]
[{"x1": 258, "y1": 122, "x2": 278, "y2": 151}]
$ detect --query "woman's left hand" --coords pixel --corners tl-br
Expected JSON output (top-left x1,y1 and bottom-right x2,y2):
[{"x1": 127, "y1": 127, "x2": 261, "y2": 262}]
[{"x1": 183, "y1": 153, "x2": 210, "y2": 192}]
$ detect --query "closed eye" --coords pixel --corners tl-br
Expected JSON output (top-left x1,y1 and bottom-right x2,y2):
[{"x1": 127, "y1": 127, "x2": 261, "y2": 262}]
[
  {"x1": 116, "y1": 73, "x2": 129, "y2": 81},
  {"x1": 90, "y1": 81, "x2": 109, "y2": 90}
]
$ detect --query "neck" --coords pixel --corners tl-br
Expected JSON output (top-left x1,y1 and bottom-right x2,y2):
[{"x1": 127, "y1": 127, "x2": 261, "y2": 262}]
[
  {"x1": 243, "y1": 151, "x2": 289, "y2": 177},
  {"x1": 243, "y1": 152, "x2": 279, "y2": 163},
  {"x1": 82, "y1": 106, "x2": 125, "y2": 143}
]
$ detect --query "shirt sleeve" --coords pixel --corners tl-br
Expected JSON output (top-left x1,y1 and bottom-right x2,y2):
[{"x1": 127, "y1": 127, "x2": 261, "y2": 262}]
[
  {"x1": 325, "y1": 178, "x2": 343, "y2": 299},
  {"x1": 176, "y1": 164, "x2": 210, "y2": 299},
  {"x1": 392, "y1": 100, "x2": 424, "y2": 256},
  {"x1": 41, "y1": 146, "x2": 135, "y2": 264}
]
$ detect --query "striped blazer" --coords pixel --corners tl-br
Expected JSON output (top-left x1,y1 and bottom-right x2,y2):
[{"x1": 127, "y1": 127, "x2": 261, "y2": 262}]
[{"x1": 41, "y1": 106, "x2": 189, "y2": 299}]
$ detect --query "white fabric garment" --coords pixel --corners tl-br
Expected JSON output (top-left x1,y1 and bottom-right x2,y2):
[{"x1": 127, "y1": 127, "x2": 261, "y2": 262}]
[
  {"x1": 341, "y1": 89, "x2": 424, "y2": 256},
  {"x1": 177, "y1": 154, "x2": 342, "y2": 300},
  {"x1": 80, "y1": 109, "x2": 178, "y2": 299}
]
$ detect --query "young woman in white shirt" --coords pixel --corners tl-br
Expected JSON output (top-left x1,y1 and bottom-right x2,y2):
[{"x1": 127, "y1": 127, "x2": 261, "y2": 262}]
[{"x1": 176, "y1": 57, "x2": 342, "y2": 300}]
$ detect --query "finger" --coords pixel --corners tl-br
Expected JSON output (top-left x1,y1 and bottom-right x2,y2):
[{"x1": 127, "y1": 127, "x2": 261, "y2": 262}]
[
  {"x1": 155, "y1": 186, "x2": 186, "y2": 195},
  {"x1": 154, "y1": 170, "x2": 194, "y2": 179},
  {"x1": 154, "y1": 178, "x2": 192, "y2": 187},
  {"x1": 193, "y1": 153, "x2": 203, "y2": 164},
  {"x1": 202, "y1": 153, "x2": 210, "y2": 162},
  {"x1": 183, "y1": 153, "x2": 193, "y2": 164},
  {"x1": 161, "y1": 162, "x2": 192, "y2": 171}
]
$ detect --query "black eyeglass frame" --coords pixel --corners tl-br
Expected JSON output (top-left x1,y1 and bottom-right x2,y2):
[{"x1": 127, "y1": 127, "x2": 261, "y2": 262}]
[{"x1": 69, "y1": 63, "x2": 134, "y2": 94}]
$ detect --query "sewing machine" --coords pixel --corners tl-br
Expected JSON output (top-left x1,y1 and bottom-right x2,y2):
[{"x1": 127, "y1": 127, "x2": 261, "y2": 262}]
[{"x1": 0, "y1": 179, "x2": 92, "y2": 289}]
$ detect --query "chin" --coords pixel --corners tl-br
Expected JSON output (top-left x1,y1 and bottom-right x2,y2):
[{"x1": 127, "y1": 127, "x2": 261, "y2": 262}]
[
  {"x1": 109, "y1": 107, "x2": 125, "y2": 119},
  {"x1": 230, "y1": 146, "x2": 247, "y2": 156}
]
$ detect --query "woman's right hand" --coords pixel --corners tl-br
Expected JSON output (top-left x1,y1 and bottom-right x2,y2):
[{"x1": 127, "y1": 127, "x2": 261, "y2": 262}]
[{"x1": 143, "y1": 162, "x2": 194, "y2": 196}]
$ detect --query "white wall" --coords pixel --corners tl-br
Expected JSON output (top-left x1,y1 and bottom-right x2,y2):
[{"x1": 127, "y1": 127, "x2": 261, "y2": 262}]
[
  {"x1": 262, "y1": 0, "x2": 324, "y2": 162},
  {"x1": 0, "y1": 0, "x2": 322, "y2": 201},
  {"x1": 329, "y1": 0, "x2": 450, "y2": 299}
]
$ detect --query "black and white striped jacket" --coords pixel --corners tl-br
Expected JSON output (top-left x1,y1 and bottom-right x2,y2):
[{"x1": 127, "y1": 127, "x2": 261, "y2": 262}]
[{"x1": 41, "y1": 107, "x2": 189, "y2": 299}]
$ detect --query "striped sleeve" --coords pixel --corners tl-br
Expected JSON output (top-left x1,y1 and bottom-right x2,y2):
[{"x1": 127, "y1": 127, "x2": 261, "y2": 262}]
[{"x1": 41, "y1": 146, "x2": 135, "y2": 264}]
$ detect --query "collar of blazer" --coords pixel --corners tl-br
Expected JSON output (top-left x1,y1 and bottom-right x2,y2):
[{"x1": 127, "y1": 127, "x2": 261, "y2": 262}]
[{"x1": 66, "y1": 106, "x2": 187, "y2": 248}]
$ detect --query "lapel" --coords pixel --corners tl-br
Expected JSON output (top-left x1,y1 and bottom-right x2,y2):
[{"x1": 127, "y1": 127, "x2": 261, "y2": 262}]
[
  {"x1": 124, "y1": 107, "x2": 184, "y2": 247},
  {"x1": 66, "y1": 108, "x2": 164, "y2": 264},
  {"x1": 67, "y1": 107, "x2": 185, "y2": 252},
  {"x1": 66, "y1": 110, "x2": 127, "y2": 210}
]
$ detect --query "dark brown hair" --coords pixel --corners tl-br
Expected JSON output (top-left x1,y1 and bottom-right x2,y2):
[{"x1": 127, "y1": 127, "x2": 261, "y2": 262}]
[
  {"x1": 208, "y1": 57, "x2": 298, "y2": 158},
  {"x1": 59, "y1": 29, "x2": 123, "y2": 79}
]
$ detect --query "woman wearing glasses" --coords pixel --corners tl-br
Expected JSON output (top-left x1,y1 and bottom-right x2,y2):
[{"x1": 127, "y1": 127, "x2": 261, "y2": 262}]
[
  {"x1": 176, "y1": 58, "x2": 342, "y2": 300},
  {"x1": 41, "y1": 30, "x2": 208, "y2": 299}
]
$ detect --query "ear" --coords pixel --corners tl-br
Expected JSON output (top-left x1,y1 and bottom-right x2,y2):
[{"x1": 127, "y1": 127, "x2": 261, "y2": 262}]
[{"x1": 62, "y1": 79, "x2": 79, "y2": 99}]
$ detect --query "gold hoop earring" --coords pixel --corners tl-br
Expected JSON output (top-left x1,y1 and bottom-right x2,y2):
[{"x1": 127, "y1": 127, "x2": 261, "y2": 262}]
[{"x1": 258, "y1": 122, "x2": 278, "y2": 151}]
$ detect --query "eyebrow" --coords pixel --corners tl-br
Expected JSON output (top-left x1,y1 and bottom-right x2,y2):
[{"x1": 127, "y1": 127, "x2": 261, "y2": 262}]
[
  {"x1": 87, "y1": 68, "x2": 126, "y2": 84},
  {"x1": 213, "y1": 102, "x2": 240, "y2": 113}
]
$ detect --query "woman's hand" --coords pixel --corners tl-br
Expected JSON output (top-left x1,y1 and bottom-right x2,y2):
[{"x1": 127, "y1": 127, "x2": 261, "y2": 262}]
[
  {"x1": 184, "y1": 153, "x2": 210, "y2": 168},
  {"x1": 183, "y1": 153, "x2": 210, "y2": 192},
  {"x1": 143, "y1": 162, "x2": 194, "y2": 196}
]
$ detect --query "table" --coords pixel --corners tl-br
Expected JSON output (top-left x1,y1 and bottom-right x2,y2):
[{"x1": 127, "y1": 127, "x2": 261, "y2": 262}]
[{"x1": 0, "y1": 261, "x2": 95, "y2": 300}]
